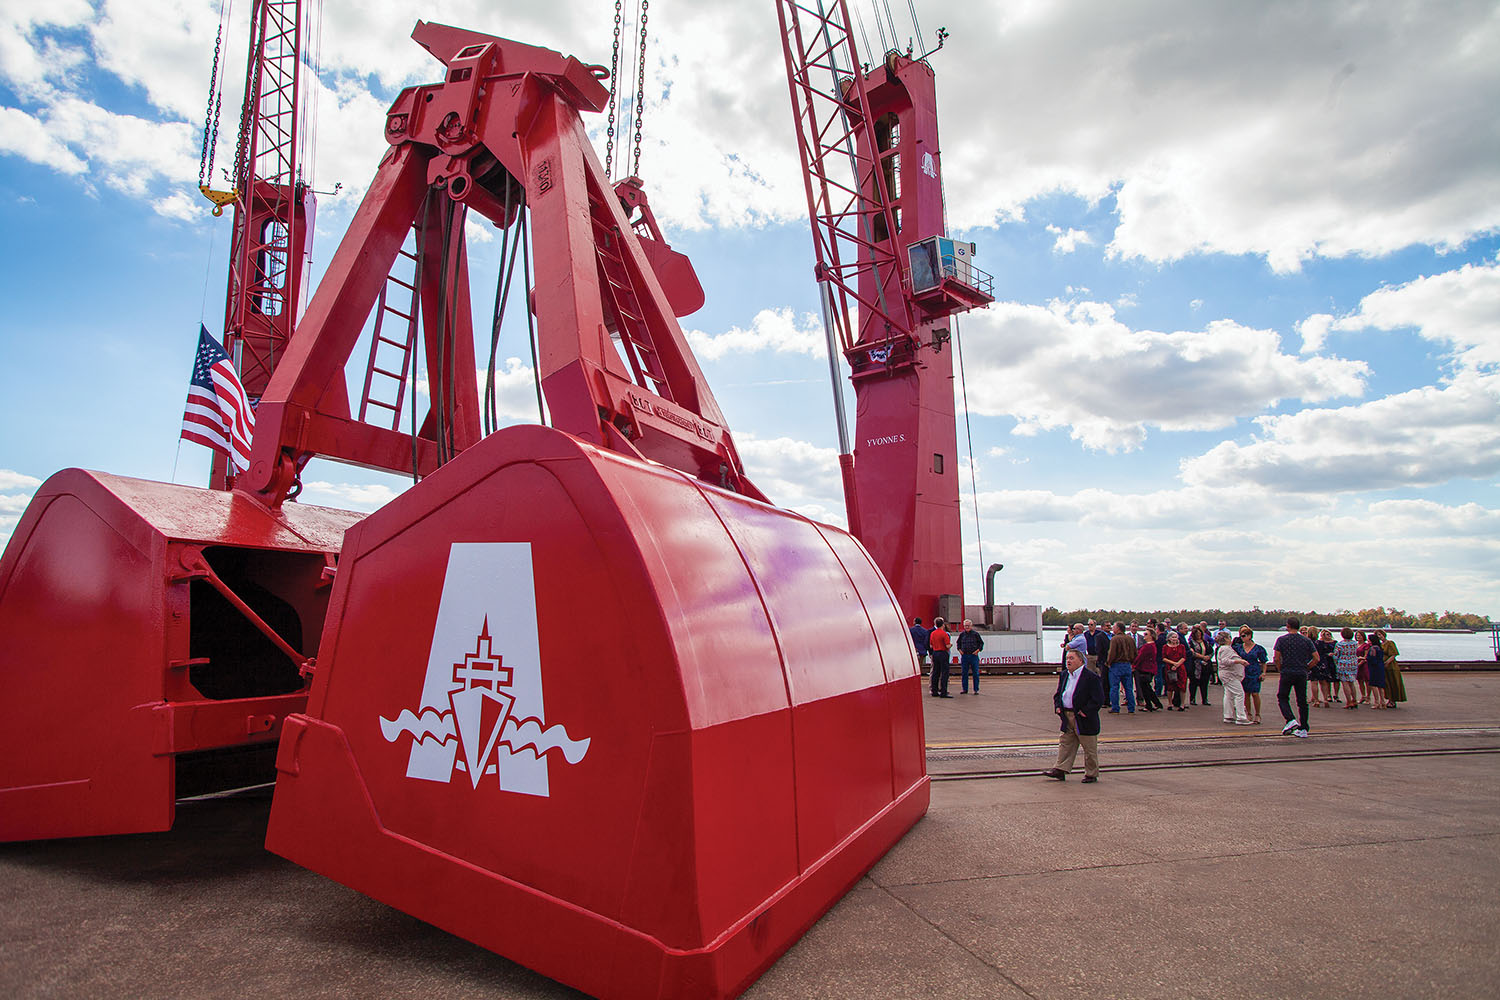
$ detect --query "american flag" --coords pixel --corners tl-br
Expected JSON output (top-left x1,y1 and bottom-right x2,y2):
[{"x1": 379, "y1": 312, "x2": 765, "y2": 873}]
[{"x1": 181, "y1": 325, "x2": 256, "y2": 472}]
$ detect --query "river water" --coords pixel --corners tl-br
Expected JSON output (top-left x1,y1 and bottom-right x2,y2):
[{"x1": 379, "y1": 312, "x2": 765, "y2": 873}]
[{"x1": 1041, "y1": 627, "x2": 1496, "y2": 662}]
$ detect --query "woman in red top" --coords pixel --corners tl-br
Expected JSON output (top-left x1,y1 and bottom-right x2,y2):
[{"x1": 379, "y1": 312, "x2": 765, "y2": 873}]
[
  {"x1": 1160, "y1": 631, "x2": 1189, "y2": 711},
  {"x1": 1133, "y1": 629, "x2": 1163, "y2": 712}
]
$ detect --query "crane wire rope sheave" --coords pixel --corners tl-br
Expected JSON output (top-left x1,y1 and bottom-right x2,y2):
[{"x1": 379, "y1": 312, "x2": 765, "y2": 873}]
[{"x1": 604, "y1": 0, "x2": 650, "y2": 181}]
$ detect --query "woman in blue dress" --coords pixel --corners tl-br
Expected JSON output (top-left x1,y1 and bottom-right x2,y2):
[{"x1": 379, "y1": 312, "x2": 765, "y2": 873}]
[
  {"x1": 1364, "y1": 633, "x2": 1388, "y2": 709},
  {"x1": 1232, "y1": 627, "x2": 1268, "y2": 725}
]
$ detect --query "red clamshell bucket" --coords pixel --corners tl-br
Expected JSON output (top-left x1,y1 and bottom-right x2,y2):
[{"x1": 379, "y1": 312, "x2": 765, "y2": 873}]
[
  {"x1": 264, "y1": 424, "x2": 929, "y2": 998},
  {"x1": 0, "y1": 470, "x2": 362, "y2": 841}
]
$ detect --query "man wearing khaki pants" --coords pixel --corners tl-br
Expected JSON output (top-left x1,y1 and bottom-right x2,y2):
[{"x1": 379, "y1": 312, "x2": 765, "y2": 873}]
[{"x1": 1043, "y1": 649, "x2": 1103, "y2": 783}]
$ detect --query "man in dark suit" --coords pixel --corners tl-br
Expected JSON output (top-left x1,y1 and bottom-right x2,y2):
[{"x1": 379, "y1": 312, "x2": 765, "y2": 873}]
[{"x1": 1043, "y1": 649, "x2": 1103, "y2": 783}]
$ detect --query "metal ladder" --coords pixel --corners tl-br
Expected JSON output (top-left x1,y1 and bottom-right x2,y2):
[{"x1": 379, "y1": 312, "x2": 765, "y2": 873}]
[
  {"x1": 358, "y1": 242, "x2": 422, "y2": 429},
  {"x1": 588, "y1": 186, "x2": 673, "y2": 402}
]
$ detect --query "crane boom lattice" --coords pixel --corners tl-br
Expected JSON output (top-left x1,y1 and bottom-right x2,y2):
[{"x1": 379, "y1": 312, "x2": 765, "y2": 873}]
[{"x1": 776, "y1": 0, "x2": 915, "y2": 356}]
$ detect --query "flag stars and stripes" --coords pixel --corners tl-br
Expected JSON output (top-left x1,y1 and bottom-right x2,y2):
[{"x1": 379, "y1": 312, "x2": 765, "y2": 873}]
[{"x1": 180, "y1": 325, "x2": 256, "y2": 472}]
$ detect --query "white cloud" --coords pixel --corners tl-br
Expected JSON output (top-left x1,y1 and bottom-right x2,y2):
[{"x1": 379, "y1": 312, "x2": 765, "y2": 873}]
[
  {"x1": 0, "y1": 95, "x2": 197, "y2": 197},
  {"x1": 0, "y1": 469, "x2": 42, "y2": 551},
  {"x1": 0, "y1": 106, "x2": 87, "y2": 174},
  {"x1": 935, "y1": 0, "x2": 1500, "y2": 271},
  {"x1": 975, "y1": 484, "x2": 1328, "y2": 531},
  {"x1": 969, "y1": 493, "x2": 1500, "y2": 612},
  {"x1": 1331, "y1": 258, "x2": 1500, "y2": 371},
  {"x1": 685, "y1": 307, "x2": 825, "y2": 361},
  {"x1": 477, "y1": 359, "x2": 546, "y2": 424},
  {"x1": 312, "y1": 1, "x2": 591, "y2": 96},
  {"x1": 1298, "y1": 313, "x2": 1334, "y2": 354},
  {"x1": 595, "y1": 3, "x2": 807, "y2": 231},
  {"x1": 735, "y1": 433, "x2": 843, "y2": 523},
  {"x1": 1182, "y1": 371, "x2": 1500, "y2": 492},
  {"x1": 90, "y1": 0, "x2": 216, "y2": 121},
  {"x1": 1, "y1": 2, "x2": 199, "y2": 196},
  {"x1": 464, "y1": 213, "x2": 495, "y2": 244},
  {"x1": 297, "y1": 480, "x2": 403, "y2": 512},
  {"x1": 48, "y1": 97, "x2": 199, "y2": 198},
  {"x1": 11, "y1": 0, "x2": 1498, "y2": 276},
  {"x1": 0, "y1": 1, "x2": 93, "y2": 97},
  {"x1": 410, "y1": 361, "x2": 544, "y2": 427},
  {"x1": 959, "y1": 298, "x2": 1368, "y2": 450},
  {"x1": 1046, "y1": 225, "x2": 1092, "y2": 254},
  {"x1": 1290, "y1": 499, "x2": 1500, "y2": 541},
  {"x1": 153, "y1": 190, "x2": 199, "y2": 222},
  {"x1": 300, "y1": 77, "x2": 404, "y2": 205},
  {"x1": 0, "y1": 1, "x2": 564, "y2": 218}
]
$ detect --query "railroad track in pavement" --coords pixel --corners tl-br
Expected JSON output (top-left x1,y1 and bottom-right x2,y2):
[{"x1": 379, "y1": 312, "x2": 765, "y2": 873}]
[{"x1": 925, "y1": 725, "x2": 1500, "y2": 781}]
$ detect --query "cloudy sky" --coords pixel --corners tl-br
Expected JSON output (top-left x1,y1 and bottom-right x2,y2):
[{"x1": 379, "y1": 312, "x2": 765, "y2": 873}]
[{"x1": 2, "y1": 0, "x2": 1497, "y2": 617}]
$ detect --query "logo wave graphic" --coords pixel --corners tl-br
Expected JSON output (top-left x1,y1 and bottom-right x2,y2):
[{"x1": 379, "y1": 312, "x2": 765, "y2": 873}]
[
  {"x1": 499, "y1": 717, "x2": 591, "y2": 764},
  {"x1": 379, "y1": 708, "x2": 455, "y2": 743}
]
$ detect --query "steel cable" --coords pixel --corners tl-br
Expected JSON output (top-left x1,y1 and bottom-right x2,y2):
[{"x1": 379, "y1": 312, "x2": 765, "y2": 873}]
[
  {"x1": 522, "y1": 206, "x2": 544, "y2": 425},
  {"x1": 410, "y1": 188, "x2": 431, "y2": 483},
  {"x1": 905, "y1": 0, "x2": 924, "y2": 54},
  {"x1": 953, "y1": 315, "x2": 985, "y2": 597},
  {"x1": 485, "y1": 185, "x2": 512, "y2": 436},
  {"x1": 485, "y1": 183, "x2": 526, "y2": 436}
]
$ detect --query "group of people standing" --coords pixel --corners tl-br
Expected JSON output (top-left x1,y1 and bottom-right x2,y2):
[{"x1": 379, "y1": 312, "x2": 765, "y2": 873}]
[
  {"x1": 1063, "y1": 617, "x2": 1242, "y2": 716},
  {"x1": 1045, "y1": 617, "x2": 1411, "y2": 782},
  {"x1": 1310, "y1": 628, "x2": 1408, "y2": 710},
  {"x1": 1212, "y1": 623, "x2": 1408, "y2": 729},
  {"x1": 911, "y1": 617, "x2": 985, "y2": 698}
]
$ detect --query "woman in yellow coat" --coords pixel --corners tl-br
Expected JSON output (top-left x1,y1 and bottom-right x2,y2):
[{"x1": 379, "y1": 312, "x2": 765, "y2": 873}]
[{"x1": 1376, "y1": 629, "x2": 1407, "y2": 706}]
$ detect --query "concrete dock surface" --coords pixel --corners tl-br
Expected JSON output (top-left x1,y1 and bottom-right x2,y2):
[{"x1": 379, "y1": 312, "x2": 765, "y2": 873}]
[{"x1": 3, "y1": 673, "x2": 1497, "y2": 999}]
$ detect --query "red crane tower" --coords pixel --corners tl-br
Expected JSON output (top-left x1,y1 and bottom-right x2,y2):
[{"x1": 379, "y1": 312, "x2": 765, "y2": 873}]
[
  {"x1": 777, "y1": 1, "x2": 993, "y2": 625},
  {"x1": 199, "y1": 0, "x2": 319, "y2": 489}
]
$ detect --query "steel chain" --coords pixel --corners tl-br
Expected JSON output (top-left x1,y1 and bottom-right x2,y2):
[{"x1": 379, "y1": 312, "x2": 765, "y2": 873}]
[
  {"x1": 604, "y1": 0, "x2": 623, "y2": 179},
  {"x1": 630, "y1": 0, "x2": 649, "y2": 178},
  {"x1": 199, "y1": 17, "x2": 226, "y2": 187},
  {"x1": 231, "y1": 13, "x2": 262, "y2": 190}
]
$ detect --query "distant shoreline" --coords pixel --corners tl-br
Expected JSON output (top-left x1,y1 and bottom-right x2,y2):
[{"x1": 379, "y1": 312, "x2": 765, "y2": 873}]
[
  {"x1": 1042, "y1": 625, "x2": 1486, "y2": 635},
  {"x1": 1383, "y1": 627, "x2": 1483, "y2": 635}
]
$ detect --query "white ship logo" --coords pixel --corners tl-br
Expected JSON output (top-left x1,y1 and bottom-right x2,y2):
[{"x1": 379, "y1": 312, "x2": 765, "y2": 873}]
[{"x1": 378, "y1": 542, "x2": 590, "y2": 795}]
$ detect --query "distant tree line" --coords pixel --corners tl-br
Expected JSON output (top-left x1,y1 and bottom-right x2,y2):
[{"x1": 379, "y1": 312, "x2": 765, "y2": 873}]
[{"x1": 1041, "y1": 607, "x2": 1492, "y2": 631}]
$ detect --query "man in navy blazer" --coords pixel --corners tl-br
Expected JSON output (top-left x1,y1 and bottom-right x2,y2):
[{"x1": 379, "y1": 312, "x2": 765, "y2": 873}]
[{"x1": 1043, "y1": 649, "x2": 1103, "y2": 783}]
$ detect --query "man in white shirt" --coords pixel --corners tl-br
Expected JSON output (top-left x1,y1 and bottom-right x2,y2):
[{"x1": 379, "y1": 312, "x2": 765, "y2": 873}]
[{"x1": 1043, "y1": 649, "x2": 1103, "y2": 783}]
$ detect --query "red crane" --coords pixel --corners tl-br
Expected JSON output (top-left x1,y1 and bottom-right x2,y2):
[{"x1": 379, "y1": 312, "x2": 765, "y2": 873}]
[
  {"x1": 776, "y1": 1, "x2": 993, "y2": 625},
  {"x1": 199, "y1": 0, "x2": 319, "y2": 490}
]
